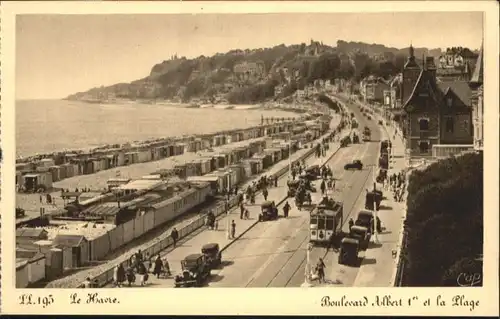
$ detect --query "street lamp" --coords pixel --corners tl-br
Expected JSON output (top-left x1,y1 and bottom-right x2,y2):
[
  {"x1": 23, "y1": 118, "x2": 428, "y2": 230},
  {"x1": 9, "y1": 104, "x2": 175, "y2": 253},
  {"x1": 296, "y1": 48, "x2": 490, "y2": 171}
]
[
  {"x1": 301, "y1": 242, "x2": 314, "y2": 287},
  {"x1": 226, "y1": 199, "x2": 231, "y2": 240},
  {"x1": 372, "y1": 167, "x2": 379, "y2": 244}
]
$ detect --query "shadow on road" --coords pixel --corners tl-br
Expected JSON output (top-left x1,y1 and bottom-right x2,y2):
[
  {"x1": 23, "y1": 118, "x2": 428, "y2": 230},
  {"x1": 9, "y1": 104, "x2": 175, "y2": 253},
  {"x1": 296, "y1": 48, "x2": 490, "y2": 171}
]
[
  {"x1": 220, "y1": 260, "x2": 234, "y2": 267},
  {"x1": 362, "y1": 258, "x2": 377, "y2": 265},
  {"x1": 210, "y1": 274, "x2": 225, "y2": 283},
  {"x1": 368, "y1": 242, "x2": 383, "y2": 249},
  {"x1": 378, "y1": 205, "x2": 393, "y2": 211}
]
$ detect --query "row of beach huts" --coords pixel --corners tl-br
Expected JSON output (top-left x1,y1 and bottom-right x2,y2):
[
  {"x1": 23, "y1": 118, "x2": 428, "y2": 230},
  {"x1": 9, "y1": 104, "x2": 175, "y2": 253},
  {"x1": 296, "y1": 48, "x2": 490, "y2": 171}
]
[
  {"x1": 15, "y1": 116, "x2": 334, "y2": 287},
  {"x1": 16, "y1": 119, "x2": 327, "y2": 192}
]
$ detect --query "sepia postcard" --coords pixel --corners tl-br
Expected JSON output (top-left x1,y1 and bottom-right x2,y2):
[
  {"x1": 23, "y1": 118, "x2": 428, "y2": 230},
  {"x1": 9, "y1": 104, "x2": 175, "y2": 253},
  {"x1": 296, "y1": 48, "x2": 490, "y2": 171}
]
[{"x1": 1, "y1": 1, "x2": 499, "y2": 316}]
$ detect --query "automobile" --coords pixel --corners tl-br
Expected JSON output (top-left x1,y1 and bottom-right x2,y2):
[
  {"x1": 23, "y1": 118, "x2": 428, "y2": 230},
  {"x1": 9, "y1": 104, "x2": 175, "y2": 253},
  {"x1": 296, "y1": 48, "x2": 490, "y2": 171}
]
[
  {"x1": 365, "y1": 190, "x2": 383, "y2": 211},
  {"x1": 174, "y1": 253, "x2": 211, "y2": 288},
  {"x1": 349, "y1": 225, "x2": 370, "y2": 250},
  {"x1": 340, "y1": 136, "x2": 351, "y2": 148},
  {"x1": 305, "y1": 165, "x2": 321, "y2": 177},
  {"x1": 355, "y1": 210, "x2": 374, "y2": 234},
  {"x1": 201, "y1": 243, "x2": 222, "y2": 269},
  {"x1": 287, "y1": 180, "x2": 301, "y2": 197},
  {"x1": 259, "y1": 201, "x2": 278, "y2": 221},
  {"x1": 16, "y1": 208, "x2": 26, "y2": 219},
  {"x1": 344, "y1": 160, "x2": 363, "y2": 170},
  {"x1": 352, "y1": 134, "x2": 360, "y2": 144},
  {"x1": 338, "y1": 238, "x2": 360, "y2": 266}
]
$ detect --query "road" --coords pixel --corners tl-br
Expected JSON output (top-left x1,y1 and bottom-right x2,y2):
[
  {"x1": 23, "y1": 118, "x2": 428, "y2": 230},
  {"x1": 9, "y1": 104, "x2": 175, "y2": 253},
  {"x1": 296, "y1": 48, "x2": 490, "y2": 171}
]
[
  {"x1": 103, "y1": 115, "x2": 344, "y2": 288},
  {"x1": 207, "y1": 98, "x2": 382, "y2": 287}
]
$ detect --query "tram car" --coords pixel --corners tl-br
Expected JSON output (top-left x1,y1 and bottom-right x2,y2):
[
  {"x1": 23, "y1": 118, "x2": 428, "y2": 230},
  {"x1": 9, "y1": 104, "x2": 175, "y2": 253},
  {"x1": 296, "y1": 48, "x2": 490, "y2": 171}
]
[{"x1": 309, "y1": 197, "x2": 343, "y2": 245}]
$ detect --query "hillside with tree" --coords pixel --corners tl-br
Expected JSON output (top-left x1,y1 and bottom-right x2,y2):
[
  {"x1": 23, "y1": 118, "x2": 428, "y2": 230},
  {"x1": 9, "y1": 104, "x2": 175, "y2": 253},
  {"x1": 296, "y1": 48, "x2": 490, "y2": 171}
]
[
  {"x1": 65, "y1": 40, "x2": 461, "y2": 104},
  {"x1": 402, "y1": 153, "x2": 483, "y2": 286}
]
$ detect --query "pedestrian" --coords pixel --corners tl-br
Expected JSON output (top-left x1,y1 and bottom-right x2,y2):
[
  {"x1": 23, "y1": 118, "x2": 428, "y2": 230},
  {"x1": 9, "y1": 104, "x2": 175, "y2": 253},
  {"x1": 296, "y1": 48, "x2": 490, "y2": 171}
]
[
  {"x1": 116, "y1": 264, "x2": 125, "y2": 287},
  {"x1": 143, "y1": 252, "x2": 151, "y2": 273},
  {"x1": 316, "y1": 258, "x2": 326, "y2": 283},
  {"x1": 126, "y1": 267, "x2": 135, "y2": 287},
  {"x1": 348, "y1": 218, "x2": 354, "y2": 232},
  {"x1": 153, "y1": 255, "x2": 163, "y2": 279},
  {"x1": 320, "y1": 180, "x2": 326, "y2": 195},
  {"x1": 263, "y1": 188, "x2": 268, "y2": 201},
  {"x1": 214, "y1": 220, "x2": 219, "y2": 230},
  {"x1": 244, "y1": 208, "x2": 249, "y2": 219},
  {"x1": 292, "y1": 170, "x2": 296, "y2": 181},
  {"x1": 240, "y1": 202, "x2": 245, "y2": 219},
  {"x1": 82, "y1": 277, "x2": 92, "y2": 288},
  {"x1": 274, "y1": 176, "x2": 278, "y2": 187},
  {"x1": 137, "y1": 262, "x2": 148, "y2": 286},
  {"x1": 170, "y1": 228, "x2": 179, "y2": 248},
  {"x1": 230, "y1": 220, "x2": 236, "y2": 239},
  {"x1": 135, "y1": 249, "x2": 143, "y2": 265},
  {"x1": 283, "y1": 201, "x2": 290, "y2": 218}
]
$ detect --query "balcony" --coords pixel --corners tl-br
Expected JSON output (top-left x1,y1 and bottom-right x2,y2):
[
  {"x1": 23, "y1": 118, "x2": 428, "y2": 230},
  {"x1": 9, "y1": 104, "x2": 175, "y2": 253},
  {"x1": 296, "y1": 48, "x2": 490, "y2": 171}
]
[
  {"x1": 432, "y1": 144, "x2": 475, "y2": 158},
  {"x1": 419, "y1": 131, "x2": 431, "y2": 139}
]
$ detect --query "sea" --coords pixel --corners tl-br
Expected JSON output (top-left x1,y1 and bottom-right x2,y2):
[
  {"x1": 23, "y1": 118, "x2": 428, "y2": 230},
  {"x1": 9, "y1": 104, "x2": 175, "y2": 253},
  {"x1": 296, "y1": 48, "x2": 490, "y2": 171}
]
[{"x1": 16, "y1": 100, "x2": 299, "y2": 158}]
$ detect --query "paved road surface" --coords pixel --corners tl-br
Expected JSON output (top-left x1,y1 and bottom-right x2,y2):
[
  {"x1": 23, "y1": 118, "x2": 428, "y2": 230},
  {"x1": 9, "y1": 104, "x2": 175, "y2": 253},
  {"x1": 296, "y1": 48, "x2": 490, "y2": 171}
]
[
  {"x1": 104, "y1": 116, "x2": 344, "y2": 288},
  {"x1": 207, "y1": 100, "x2": 379, "y2": 287}
]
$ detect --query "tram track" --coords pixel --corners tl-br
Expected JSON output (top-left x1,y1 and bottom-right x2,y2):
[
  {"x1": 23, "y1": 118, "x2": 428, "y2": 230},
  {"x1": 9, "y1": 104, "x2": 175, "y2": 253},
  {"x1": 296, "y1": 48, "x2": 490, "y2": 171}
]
[
  {"x1": 279, "y1": 104, "x2": 382, "y2": 287},
  {"x1": 243, "y1": 142, "x2": 371, "y2": 287}
]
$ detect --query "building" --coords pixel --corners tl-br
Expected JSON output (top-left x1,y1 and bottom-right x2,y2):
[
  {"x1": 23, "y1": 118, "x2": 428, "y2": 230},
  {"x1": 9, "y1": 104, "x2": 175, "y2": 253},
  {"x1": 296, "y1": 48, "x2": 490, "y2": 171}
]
[
  {"x1": 436, "y1": 47, "x2": 477, "y2": 82},
  {"x1": 469, "y1": 43, "x2": 484, "y2": 152},
  {"x1": 361, "y1": 75, "x2": 390, "y2": 104},
  {"x1": 401, "y1": 45, "x2": 473, "y2": 158},
  {"x1": 233, "y1": 61, "x2": 266, "y2": 82}
]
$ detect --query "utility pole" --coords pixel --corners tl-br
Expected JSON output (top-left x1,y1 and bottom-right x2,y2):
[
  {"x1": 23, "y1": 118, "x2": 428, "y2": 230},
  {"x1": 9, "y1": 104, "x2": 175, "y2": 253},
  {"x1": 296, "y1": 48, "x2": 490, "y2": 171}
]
[{"x1": 301, "y1": 242, "x2": 314, "y2": 287}]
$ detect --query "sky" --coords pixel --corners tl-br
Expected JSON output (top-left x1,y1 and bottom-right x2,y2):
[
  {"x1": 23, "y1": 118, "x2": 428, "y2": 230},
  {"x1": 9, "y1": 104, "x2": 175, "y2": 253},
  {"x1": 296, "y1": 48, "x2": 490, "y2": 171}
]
[{"x1": 16, "y1": 12, "x2": 483, "y2": 100}]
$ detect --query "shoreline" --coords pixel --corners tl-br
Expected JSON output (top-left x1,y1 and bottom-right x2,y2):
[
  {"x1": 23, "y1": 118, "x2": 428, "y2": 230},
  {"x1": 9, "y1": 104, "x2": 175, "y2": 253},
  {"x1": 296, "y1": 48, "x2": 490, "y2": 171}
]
[
  {"x1": 17, "y1": 101, "x2": 311, "y2": 162},
  {"x1": 16, "y1": 111, "x2": 332, "y2": 190}
]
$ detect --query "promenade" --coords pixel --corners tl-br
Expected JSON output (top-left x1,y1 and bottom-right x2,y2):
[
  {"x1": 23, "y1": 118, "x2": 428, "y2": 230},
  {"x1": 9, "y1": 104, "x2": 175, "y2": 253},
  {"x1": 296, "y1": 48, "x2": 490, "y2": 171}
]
[
  {"x1": 107, "y1": 135, "x2": 341, "y2": 288},
  {"x1": 49, "y1": 115, "x2": 342, "y2": 288}
]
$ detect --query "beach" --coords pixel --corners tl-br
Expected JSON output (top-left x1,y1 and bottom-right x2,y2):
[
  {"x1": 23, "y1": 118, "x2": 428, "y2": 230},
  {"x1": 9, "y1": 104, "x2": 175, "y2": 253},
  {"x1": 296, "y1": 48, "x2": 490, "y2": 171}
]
[{"x1": 16, "y1": 99, "x2": 300, "y2": 157}]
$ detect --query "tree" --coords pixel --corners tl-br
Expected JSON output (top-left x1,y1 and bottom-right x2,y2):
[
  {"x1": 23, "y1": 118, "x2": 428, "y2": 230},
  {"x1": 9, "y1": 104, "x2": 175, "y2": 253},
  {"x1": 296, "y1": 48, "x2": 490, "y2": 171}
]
[{"x1": 402, "y1": 153, "x2": 483, "y2": 286}]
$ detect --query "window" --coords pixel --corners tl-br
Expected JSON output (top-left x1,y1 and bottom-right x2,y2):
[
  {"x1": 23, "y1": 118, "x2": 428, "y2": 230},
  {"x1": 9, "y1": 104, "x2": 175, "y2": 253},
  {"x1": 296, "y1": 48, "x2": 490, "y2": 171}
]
[
  {"x1": 419, "y1": 141, "x2": 430, "y2": 153},
  {"x1": 463, "y1": 120, "x2": 470, "y2": 133},
  {"x1": 445, "y1": 116, "x2": 454, "y2": 133},
  {"x1": 447, "y1": 97, "x2": 453, "y2": 107},
  {"x1": 419, "y1": 118, "x2": 429, "y2": 131}
]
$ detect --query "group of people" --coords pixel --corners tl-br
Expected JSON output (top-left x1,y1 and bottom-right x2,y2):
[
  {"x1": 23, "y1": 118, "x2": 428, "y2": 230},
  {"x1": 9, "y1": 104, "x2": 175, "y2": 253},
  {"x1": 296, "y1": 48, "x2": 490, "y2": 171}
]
[
  {"x1": 389, "y1": 171, "x2": 407, "y2": 202},
  {"x1": 290, "y1": 160, "x2": 308, "y2": 181},
  {"x1": 111, "y1": 250, "x2": 172, "y2": 288}
]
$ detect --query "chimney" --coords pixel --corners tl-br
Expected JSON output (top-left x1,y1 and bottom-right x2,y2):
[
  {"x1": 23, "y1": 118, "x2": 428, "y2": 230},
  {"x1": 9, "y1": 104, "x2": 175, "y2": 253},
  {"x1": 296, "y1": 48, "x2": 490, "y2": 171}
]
[
  {"x1": 426, "y1": 57, "x2": 437, "y2": 78},
  {"x1": 425, "y1": 57, "x2": 436, "y2": 70}
]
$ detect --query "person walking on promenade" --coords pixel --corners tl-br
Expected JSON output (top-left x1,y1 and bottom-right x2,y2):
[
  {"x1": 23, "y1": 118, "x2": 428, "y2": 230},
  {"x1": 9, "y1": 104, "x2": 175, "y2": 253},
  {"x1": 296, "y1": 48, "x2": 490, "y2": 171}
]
[
  {"x1": 283, "y1": 201, "x2": 291, "y2": 218},
  {"x1": 214, "y1": 220, "x2": 219, "y2": 230},
  {"x1": 291, "y1": 169, "x2": 296, "y2": 181},
  {"x1": 230, "y1": 220, "x2": 236, "y2": 239},
  {"x1": 263, "y1": 188, "x2": 269, "y2": 201},
  {"x1": 240, "y1": 202, "x2": 245, "y2": 219},
  {"x1": 274, "y1": 176, "x2": 278, "y2": 187},
  {"x1": 244, "y1": 208, "x2": 249, "y2": 219},
  {"x1": 153, "y1": 255, "x2": 163, "y2": 279},
  {"x1": 170, "y1": 228, "x2": 179, "y2": 248},
  {"x1": 320, "y1": 179, "x2": 326, "y2": 196},
  {"x1": 316, "y1": 258, "x2": 326, "y2": 283},
  {"x1": 348, "y1": 218, "x2": 354, "y2": 232}
]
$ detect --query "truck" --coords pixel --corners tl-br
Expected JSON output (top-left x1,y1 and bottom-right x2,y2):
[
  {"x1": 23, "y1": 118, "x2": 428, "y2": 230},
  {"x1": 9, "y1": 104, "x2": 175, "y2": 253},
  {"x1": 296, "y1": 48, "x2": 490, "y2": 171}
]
[
  {"x1": 362, "y1": 126, "x2": 371, "y2": 141},
  {"x1": 309, "y1": 197, "x2": 344, "y2": 245}
]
